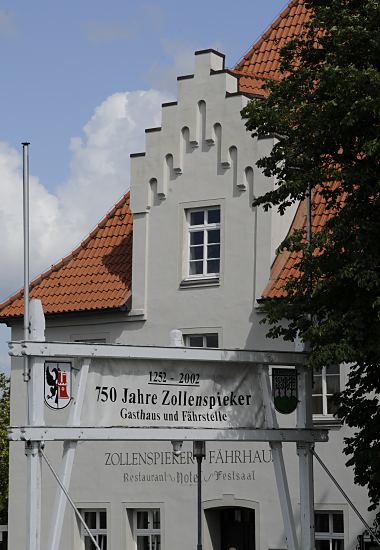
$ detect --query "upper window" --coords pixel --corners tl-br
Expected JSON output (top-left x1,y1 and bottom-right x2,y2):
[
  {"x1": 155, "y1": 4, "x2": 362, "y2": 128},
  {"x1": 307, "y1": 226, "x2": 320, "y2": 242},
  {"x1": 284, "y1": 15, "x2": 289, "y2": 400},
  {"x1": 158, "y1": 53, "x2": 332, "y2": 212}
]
[
  {"x1": 312, "y1": 365, "x2": 340, "y2": 416},
  {"x1": 184, "y1": 333, "x2": 219, "y2": 348},
  {"x1": 315, "y1": 511, "x2": 344, "y2": 550},
  {"x1": 80, "y1": 509, "x2": 107, "y2": 550},
  {"x1": 187, "y1": 207, "x2": 220, "y2": 279},
  {"x1": 134, "y1": 509, "x2": 161, "y2": 550}
]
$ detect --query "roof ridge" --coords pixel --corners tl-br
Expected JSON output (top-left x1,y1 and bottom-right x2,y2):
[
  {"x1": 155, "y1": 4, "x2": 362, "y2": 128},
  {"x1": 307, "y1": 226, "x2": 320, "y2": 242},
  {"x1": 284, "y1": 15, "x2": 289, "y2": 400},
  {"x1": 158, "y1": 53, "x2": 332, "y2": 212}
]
[
  {"x1": 234, "y1": 0, "x2": 303, "y2": 72},
  {"x1": 0, "y1": 191, "x2": 131, "y2": 314}
]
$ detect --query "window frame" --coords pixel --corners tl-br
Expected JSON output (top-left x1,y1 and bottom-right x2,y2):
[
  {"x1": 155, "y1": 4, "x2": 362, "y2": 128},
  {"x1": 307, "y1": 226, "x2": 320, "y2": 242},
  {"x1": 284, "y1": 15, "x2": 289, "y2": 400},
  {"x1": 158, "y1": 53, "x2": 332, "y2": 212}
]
[
  {"x1": 179, "y1": 200, "x2": 224, "y2": 287},
  {"x1": 79, "y1": 508, "x2": 108, "y2": 550},
  {"x1": 183, "y1": 332, "x2": 219, "y2": 348},
  {"x1": 312, "y1": 365, "x2": 341, "y2": 418},
  {"x1": 134, "y1": 508, "x2": 162, "y2": 550},
  {"x1": 314, "y1": 510, "x2": 345, "y2": 550},
  {"x1": 186, "y1": 206, "x2": 221, "y2": 280}
]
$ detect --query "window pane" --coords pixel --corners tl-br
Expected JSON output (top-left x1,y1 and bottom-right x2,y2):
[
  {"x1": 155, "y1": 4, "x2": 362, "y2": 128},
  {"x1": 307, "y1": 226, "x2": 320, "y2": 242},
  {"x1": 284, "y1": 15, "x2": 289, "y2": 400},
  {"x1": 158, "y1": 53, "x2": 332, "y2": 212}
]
[
  {"x1": 332, "y1": 540, "x2": 344, "y2": 550},
  {"x1": 313, "y1": 375, "x2": 322, "y2": 394},
  {"x1": 152, "y1": 534, "x2": 161, "y2": 550},
  {"x1": 137, "y1": 511, "x2": 149, "y2": 530},
  {"x1": 205, "y1": 334, "x2": 218, "y2": 348},
  {"x1": 188, "y1": 335, "x2": 204, "y2": 347},
  {"x1": 315, "y1": 513, "x2": 330, "y2": 532},
  {"x1": 207, "y1": 209, "x2": 220, "y2": 224},
  {"x1": 332, "y1": 513, "x2": 344, "y2": 533},
  {"x1": 312, "y1": 396, "x2": 323, "y2": 415},
  {"x1": 208, "y1": 229, "x2": 220, "y2": 244},
  {"x1": 190, "y1": 231, "x2": 204, "y2": 245},
  {"x1": 326, "y1": 376, "x2": 340, "y2": 394},
  {"x1": 190, "y1": 261, "x2": 203, "y2": 275},
  {"x1": 207, "y1": 260, "x2": 220, "y2": 274},
  {"x1": 85, "y1": 536, "x2": 107, "y2": 550},
  {"x1": 98, "y1": 534, "x2": 107, "y2": 550},
  {"x1": 84, "y1": 512, "x2": 96, "y2": 529},
  {"x1": 152, "y1": 510, "x2": 160, "y2": 529},
  {"x1": 327, "y1": 395, "x2": 339, "y2": 415},
  {"x1": 99, "y1": 511, "x2": 107, "y2": 529},
  {"x1": 137, "y1": 536, "x2": 150, "y2": 550},
  {"x1": 327, "y1": 365, "x2": 339, "y2": 375},
  {"x1": 315, "y1": 541, "x2": 330, "y2": 550},
  {"x1": 207, "y1": 244, "x2": 220, "y2": 259},
  {"x1": 85, "y1": 537, "x2": 96, "y2": 550},
  {"x1": 190, "y1": 246, "x2": 203, "y2": 260},
  {"x1": 190, "y1": 211, "x2": 204, "y2": 226}
]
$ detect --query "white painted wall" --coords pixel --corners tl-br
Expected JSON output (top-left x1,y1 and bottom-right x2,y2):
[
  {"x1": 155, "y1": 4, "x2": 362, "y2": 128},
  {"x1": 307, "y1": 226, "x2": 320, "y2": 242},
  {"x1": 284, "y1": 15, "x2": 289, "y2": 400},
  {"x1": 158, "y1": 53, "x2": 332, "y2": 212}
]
[{"x1": 6, "y1": 50, "x2": 373, "y2": 550}]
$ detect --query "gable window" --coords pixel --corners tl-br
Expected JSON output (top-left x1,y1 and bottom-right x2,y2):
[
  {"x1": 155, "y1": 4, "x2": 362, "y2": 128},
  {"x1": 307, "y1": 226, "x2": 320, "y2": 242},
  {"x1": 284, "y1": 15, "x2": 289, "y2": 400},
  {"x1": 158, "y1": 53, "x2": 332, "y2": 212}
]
[
  {"x1": 315, "y1": 511, "x2": 344, "y2": 549},
  {"x1": 80, "y1": 509, "x2": 107, "y2": 549},
  {"x1": 184, "y1": 333, "x2": 219, "y2": 348},
  {"x1": 312, "y1": 365, "x2": 340, "y2": 416},
  {"x1": 134, "y1": 509, "x2": 161, "y2": 550},
  {"x1": 187, "y1": 207, "x2": 220, "y2": 279}
]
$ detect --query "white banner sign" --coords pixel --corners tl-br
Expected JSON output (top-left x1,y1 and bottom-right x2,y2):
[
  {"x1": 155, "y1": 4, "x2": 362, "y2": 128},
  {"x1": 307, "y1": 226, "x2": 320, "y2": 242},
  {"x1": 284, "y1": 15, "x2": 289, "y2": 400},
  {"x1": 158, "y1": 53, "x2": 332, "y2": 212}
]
[{"x1": 79, "y1": 359, "x2": 265, "y2": 430}]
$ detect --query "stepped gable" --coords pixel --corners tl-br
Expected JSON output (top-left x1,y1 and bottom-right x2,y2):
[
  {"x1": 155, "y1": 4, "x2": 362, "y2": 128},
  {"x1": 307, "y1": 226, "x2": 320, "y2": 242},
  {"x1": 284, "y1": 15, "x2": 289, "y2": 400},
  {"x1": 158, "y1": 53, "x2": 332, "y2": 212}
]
[
  {"x1": 0, "y1": 193, "x2": 133, "y2": 320},
  {"x1": 233, "y1": 0, "x2": 310, "y2": 95}
]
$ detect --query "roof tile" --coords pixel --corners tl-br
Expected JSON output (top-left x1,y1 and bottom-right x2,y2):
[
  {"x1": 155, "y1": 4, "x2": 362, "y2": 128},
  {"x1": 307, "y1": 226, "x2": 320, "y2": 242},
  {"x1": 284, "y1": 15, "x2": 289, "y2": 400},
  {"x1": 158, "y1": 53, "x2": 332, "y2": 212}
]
[
  {"x1": 0, "y1": 192, "x2": 133, "y2": 320},
  {"x1": 233, "y1": 0, "x2": 310, "y2": 94}
]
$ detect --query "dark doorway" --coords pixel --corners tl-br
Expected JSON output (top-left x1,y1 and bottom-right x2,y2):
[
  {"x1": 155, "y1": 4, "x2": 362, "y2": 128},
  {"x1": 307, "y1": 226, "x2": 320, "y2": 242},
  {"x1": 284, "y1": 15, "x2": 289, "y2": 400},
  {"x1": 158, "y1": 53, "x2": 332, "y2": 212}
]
[{"x1": 220, "y1": 507, "x2": 255, "y2": 550}]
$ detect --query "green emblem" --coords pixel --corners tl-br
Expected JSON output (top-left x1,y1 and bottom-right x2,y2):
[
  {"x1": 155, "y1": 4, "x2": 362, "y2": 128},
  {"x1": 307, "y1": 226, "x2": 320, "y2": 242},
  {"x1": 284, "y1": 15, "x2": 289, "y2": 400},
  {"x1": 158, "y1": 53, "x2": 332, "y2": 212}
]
[{"x1": 272, "y1": 368, "x2": 298, "y2": 414}]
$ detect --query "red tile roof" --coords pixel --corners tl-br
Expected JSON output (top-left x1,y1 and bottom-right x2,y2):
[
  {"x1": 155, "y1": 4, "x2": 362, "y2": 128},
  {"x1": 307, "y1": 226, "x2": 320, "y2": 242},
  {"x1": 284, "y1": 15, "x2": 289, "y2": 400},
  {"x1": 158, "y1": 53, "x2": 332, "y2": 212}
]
[
  {"x1": 0, "y1": 0, "x2": 316, "y2": 319},
  {"x1": 0, "y1": 193, "x2": 132, "y2": 320},
  {"x1": 263, "y1": 186, "x2": 344, "y2": 299},
  {"x1": 233, "y1": 0, "x2": 310, "y2": 95}
]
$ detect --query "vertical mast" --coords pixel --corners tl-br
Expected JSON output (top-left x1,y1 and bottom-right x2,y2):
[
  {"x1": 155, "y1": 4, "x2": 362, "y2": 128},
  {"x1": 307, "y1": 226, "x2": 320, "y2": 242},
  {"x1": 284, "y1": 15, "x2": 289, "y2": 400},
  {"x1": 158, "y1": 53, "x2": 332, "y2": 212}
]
[{"x1": 22, "y1": 142, "x2": 30, "y2": 382}]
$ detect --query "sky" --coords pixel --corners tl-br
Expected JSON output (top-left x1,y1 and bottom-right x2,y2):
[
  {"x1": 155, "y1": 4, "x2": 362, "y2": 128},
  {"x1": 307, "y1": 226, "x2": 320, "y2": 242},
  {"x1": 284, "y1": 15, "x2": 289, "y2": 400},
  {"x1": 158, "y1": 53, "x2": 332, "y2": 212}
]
[{"x1": 0, "y1": 0, "x2": 288, "y2": 373}]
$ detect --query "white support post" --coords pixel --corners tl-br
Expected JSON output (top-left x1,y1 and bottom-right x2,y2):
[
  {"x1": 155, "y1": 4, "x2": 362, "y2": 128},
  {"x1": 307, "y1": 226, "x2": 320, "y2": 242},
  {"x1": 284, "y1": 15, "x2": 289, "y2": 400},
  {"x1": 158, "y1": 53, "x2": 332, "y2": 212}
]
[
  {"x1": 25, "y1": 299, "x2": 45, "y2": 550},
  {"x1": 297, "y1": 365, "x2": 315, "y2": 550},
  {"x1": 48, "y1": 358, "x2": 91, "y2": 550},
  {"x1": 259, "y1": 365, "x2": 299, "y2": 550}
]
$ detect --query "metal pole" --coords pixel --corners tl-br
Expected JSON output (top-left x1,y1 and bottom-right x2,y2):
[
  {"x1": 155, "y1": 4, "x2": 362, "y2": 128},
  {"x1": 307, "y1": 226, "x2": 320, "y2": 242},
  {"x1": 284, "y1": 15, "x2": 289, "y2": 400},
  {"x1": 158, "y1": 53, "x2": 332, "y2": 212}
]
[
  {"x1": 312, "y1": 450, "x2": 380, "y2": 546},
  {"x1": 197, "y1": 456, "x2": 202, "y2": 550},
  {"x1": 22, "y1": 142, "x2": 30, "y2": 383},
  {"x1": 40, "y1": 447, "x2": 102, "y2": 550},
  {"x1": 193, "y1": 441, "x2": 205, "y2": 550}
]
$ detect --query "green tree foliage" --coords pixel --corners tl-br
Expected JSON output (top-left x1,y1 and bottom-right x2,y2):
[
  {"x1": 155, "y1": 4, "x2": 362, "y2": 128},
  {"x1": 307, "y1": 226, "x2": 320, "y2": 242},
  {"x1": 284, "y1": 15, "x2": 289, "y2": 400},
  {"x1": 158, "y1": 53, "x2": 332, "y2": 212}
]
[
  {"x1": 0, "y1": 374, "x2": 9, "y2": 524},
  {"x1": 242, "y1": 0, "x2": 380, "y2": 512}
]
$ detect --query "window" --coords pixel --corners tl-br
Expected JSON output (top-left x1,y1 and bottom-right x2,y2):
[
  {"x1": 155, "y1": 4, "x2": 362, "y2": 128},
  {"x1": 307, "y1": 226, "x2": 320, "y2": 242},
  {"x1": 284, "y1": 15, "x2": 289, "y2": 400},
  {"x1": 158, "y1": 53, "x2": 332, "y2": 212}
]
[
  {"x1": 187, "y1": 207, "x2": 220, "y2": 278},
  {"x1": 184, "y1": 333, "x2": 219, "y2": 348},
  {"x1": 80, "y1": 509, "x2": 107, "y2": 550},
  {"x1": 312, "y1": 365, "x2": 340, "y2": 416},
  {"x1": 315, "y1": 511, "x2": 344, "y2": 550},
  {"x1": 134, "y1": 509, "x2": 161, "y2": 550}
]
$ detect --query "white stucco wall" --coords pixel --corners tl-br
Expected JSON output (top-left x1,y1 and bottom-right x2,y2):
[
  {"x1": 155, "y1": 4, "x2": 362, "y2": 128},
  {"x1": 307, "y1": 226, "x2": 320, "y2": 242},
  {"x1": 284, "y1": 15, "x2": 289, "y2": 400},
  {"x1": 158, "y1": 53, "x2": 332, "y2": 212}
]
[{"x1": 6, "y1": 50, "x2": 374, "y2": 550}]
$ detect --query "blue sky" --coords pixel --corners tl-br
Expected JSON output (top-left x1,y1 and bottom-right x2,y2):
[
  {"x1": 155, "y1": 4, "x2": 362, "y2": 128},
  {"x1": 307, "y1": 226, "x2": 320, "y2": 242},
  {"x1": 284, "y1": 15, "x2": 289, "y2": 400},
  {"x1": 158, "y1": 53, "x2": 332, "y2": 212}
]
[{"x1": 0, "y1": 0, "x2": 287, "y2": 372}]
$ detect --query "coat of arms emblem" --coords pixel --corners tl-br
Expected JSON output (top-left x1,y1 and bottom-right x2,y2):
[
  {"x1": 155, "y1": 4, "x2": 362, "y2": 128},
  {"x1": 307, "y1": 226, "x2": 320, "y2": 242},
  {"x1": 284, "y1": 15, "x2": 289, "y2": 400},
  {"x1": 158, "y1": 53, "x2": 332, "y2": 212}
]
[
  {"x1": 44, "y1": 361, "x2": 72, "y2": 409},
  {"x1": 272, "y1": 368, "x2": 298, "y2": 414}
]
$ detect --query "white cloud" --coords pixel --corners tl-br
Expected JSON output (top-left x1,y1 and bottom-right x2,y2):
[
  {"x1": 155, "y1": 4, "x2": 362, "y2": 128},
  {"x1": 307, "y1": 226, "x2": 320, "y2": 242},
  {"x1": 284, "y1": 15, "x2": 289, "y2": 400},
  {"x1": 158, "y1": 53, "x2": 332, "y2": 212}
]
[
  {"x1": 0, "y1": 89, "x2": 170, "y2": 307},
  {"x1": 0, "y1": 89, "x2": 170, "y2": 372}
]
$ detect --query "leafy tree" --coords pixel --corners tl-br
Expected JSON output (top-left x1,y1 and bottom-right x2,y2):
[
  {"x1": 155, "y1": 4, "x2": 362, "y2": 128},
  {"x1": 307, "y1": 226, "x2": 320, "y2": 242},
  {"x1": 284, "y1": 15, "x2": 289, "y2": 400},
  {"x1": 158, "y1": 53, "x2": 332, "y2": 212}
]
[
  {"x1": 0, "y1": 374, "x2": 9, "y2": 524},
  {"x1": 242, "y1": 0, "x2": 380, "y2": 513}
]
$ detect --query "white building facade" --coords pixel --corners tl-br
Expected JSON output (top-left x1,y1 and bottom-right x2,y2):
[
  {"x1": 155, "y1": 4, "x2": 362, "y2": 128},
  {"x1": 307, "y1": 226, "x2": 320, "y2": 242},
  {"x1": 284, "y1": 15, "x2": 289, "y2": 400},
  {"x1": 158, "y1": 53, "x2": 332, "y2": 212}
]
[{"x1": 1, "y1": 42, "x2": 377, "y2": 550}]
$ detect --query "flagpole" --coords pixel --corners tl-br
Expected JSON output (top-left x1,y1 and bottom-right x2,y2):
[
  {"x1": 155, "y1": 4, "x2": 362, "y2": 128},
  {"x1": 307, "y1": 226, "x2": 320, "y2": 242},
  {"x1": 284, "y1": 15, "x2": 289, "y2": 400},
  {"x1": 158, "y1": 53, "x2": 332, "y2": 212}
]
[{"x1": 22, "y1": 142, "x2": 30, "y2": 382}]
